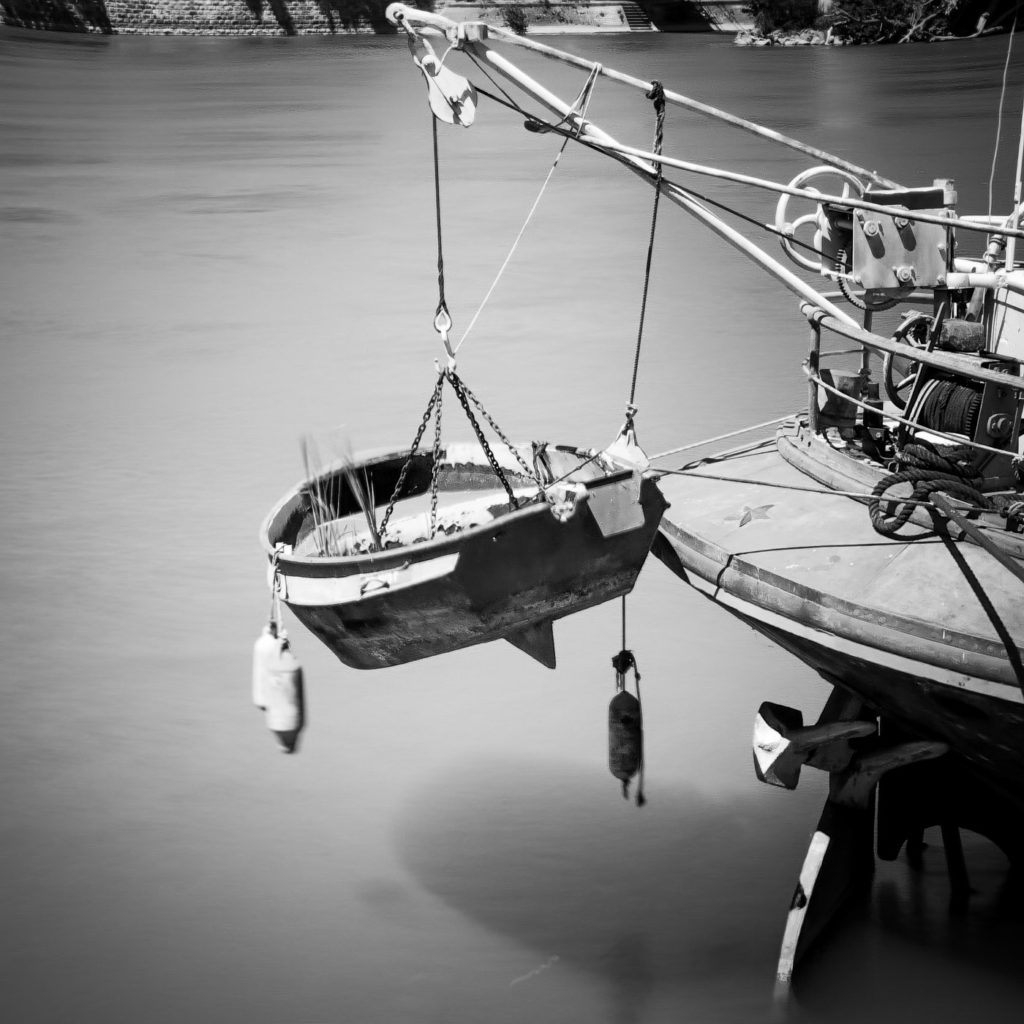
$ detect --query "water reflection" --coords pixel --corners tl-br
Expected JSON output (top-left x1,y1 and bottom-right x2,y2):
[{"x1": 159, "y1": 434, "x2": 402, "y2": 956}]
[
  {"x1": 398, "y1": 758, "x2": 816, "y2": 1021},
  {"x1": 398, "y1": 759, "x2": 1024, "y2": 1024},
  {"x1": 797, "y1": 833, "x2": 1024, "y2": 1023}
]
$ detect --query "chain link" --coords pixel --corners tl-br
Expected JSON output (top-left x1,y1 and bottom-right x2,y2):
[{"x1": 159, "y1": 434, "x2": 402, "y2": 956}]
[
  {"x1": 453, "y1": 374, "x2": 540, "y2": 484},
  {"x1": 429, "y1": 378, "x2": 444, "y2": 538},
  {"x1": 448, "y1": 372, "x2": 520, "y2": 509},
  {"x1": 382, "y1": 369, "x2": 541, "y2": 541},
  {"x1": 379, "y1": 373, "x2": 444, "y2": 541}
]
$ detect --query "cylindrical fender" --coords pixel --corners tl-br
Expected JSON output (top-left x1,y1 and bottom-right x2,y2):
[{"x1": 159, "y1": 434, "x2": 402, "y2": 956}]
[
  {"x1": 608, "y1": 690, "x2": 642, "y2": 786},
  {"x1": 251, "y1": 625, "x2": 279, "y2": 710},
  {"x1": 263, "y1": 640, "x2": 305, "y2": 754}
]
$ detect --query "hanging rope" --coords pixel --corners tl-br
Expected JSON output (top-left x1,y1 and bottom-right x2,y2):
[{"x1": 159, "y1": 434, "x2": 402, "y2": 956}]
[
  {"x1": 626, "y1": 81, "x2": 667, "y2": 428},
  {"x1": 453, "y1": 62, "x2": 602, "y2": 356},
  {"x1": 988, "y1": 13, "x2": 1017, "y2": 221},
  {"x1": 610, "y1": 647, "x2": 646, "y2": 807},
  {"x1": 431, "y1": 117, "x2": 455, "y2": 362}
]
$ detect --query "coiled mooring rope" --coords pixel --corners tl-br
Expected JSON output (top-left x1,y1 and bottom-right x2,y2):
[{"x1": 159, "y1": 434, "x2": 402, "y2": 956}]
[{"x1": 869, "y1": 439, "x2": 989, "y2": 537}]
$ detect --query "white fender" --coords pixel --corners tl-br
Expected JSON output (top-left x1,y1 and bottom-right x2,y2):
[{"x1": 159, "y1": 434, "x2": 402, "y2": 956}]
[
  {"x1": 251, "y1": 624, "x2": 279, "y2": 710},
  {"x1": 262, "y1": 638, "x2": 305, "y2": 754}
]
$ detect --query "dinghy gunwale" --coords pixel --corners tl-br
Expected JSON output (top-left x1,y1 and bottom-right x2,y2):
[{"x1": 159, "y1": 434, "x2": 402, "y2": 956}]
[{"x1": 258, "y1": 442, "x2": 642, "y2": 578}]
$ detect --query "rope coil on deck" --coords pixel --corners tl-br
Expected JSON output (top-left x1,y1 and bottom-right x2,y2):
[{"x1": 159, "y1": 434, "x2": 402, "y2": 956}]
[{"x1": 869, "y1": 440, "x2": 990, "y2": 537}]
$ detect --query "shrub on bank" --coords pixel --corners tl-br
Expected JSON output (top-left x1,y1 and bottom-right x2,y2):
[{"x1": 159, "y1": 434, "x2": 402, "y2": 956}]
[
  {"x1": 826, "y1": 0, "x2": 962, "y2": 44},
  {"x1": 742, "y1": 0, "x2": 821, "y2": 34},
  {"x1": 501, "y1": 3, "x2": 529, "y2": 33},
  {"x1": 741, "y1": 0, "x2": 987, "y2": 44}
]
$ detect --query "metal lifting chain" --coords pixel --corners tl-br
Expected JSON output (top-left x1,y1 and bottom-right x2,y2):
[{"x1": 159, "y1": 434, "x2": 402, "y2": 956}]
[
  {"x1": 626, "y1": 81, "x2": 667, "y2": 422},
  {"x1": 379, "y1": 372, "x2": 445, "y2": 541},
  {"x1": 429, "y1": 373, "x2": 444, "y2": 538},
  {"x1": 447, "y1": 370, "x2": 521, "y2": 510},
  {"x1": 386, "y1": 98, "x2": 551, "y2": 538},
  {"x1": 453, "y1": 375, "x2": 540, "y2": 484},
  {"x1": 381, "y1": 366, "x2": 540, "y2": 544}
]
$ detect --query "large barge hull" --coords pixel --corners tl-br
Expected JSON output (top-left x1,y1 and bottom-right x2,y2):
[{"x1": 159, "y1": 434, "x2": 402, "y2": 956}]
[{"x1": 653, "y1": 426, "x2": 1024, "y2": 806}]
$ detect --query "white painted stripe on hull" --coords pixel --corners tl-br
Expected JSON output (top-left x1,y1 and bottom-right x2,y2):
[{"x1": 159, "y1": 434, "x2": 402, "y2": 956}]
[
  {"x1": 714, "y1": 588, "x2": 1024, "y2": 706},
  {"x1": 278, "y1": 553, "x2": 460, "y2": 607},
  {"x1": 776, "y1": 830, "x2": 829, "y2": 984}
]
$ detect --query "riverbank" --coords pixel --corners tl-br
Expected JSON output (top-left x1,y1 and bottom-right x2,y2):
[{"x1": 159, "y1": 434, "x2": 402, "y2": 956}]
[
  {"x1": 0, "y1": 0, "x2": 664, "y2": 36},
  {"x1": 734, "y1": 26, "x2": 841, "y2": 46}
]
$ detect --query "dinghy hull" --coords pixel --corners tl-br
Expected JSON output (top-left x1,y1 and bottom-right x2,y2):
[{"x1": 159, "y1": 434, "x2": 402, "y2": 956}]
[{"x1": 262, "y1": 444, "x2": 667, "y2": 669}]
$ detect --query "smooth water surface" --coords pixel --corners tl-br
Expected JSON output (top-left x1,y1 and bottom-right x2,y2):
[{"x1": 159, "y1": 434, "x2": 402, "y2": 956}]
[{"x1": 2, "y1": 24, "x2": 1024, "y2": 1024}]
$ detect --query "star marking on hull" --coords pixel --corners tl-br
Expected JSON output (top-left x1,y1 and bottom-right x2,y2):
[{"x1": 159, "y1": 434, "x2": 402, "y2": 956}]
[{"x1": 726, "y1": 503, "x2": 775, "y2": 527}]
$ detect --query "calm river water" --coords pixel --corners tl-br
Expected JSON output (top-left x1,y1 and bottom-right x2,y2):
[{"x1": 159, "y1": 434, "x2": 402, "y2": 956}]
[{"x1": 3, "y1": 22, "x2": 1024, "y2": 1024}]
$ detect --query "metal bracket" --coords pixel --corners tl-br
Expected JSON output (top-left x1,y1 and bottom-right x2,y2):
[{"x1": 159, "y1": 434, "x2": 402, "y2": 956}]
[
  {"x1": 829, "y1": 738, "x2": 949, "y2": 809},
  {"x1": 753, "y1": 698, "x2": 876, "y2": 790}
]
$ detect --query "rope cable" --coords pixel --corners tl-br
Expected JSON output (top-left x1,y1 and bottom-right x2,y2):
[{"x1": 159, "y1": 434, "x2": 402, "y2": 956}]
[
  {"x1": 454, "y1": 65, "x2": 603, "y2": 355},
  {"x1": 649, "y1": 416, "x2": 797, "y2": 462},
  {"x1": 431, "y1": 116, "x2": 452, "y2": 343},
  {"x1": 466, "y1": 54, "x2": 530, "y2": 116},
  {"x1": 628, "y1": 82, "x2": 666, "y2": 410},
  {"x1": 521, "y1": 114, "x2": 843, "y2": 267},
  {"x1": 653, "y1": 465, "x2": 997, "y2": 518},
  {"x1": 989, "y1": 14, "x2": 1018, "y2": 221}
]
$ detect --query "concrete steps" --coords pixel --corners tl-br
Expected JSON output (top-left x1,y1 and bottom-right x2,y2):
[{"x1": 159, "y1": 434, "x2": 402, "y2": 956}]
[{"x1": 620, "y1": 1, "x2": 656, "y2": 30}]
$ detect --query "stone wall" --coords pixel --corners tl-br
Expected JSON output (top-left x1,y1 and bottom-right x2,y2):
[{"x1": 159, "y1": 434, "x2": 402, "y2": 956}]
[
  {"x1": 438, "y1": 3, "x2": 635, "y2": 33},
  {"x1": 105, "y1": 0, "x2": 332, "y2": 35},
  {"x1": 0, "y1": 0, "x2": 644, "y2": 35},
  {"x1": 0, "y1": 0, "x2": 396, "y2": 34}
]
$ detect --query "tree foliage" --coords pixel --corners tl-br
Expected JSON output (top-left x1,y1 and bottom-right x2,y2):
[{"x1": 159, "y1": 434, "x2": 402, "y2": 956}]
[
  {"x1": 501, "y1": 4, "x2": 529, "y2": 33},
  {"x1": 827, "y1": 0, "x2": 964, "y2": 44},
  {"x1": 742, "y1": 0, "x2": 820, "y2": 34}
]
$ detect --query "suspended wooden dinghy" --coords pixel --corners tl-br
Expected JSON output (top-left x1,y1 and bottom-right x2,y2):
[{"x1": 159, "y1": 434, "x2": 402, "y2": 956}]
[{"x1": 260, "y1": 441, "x2": 666, "y2": 670}]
